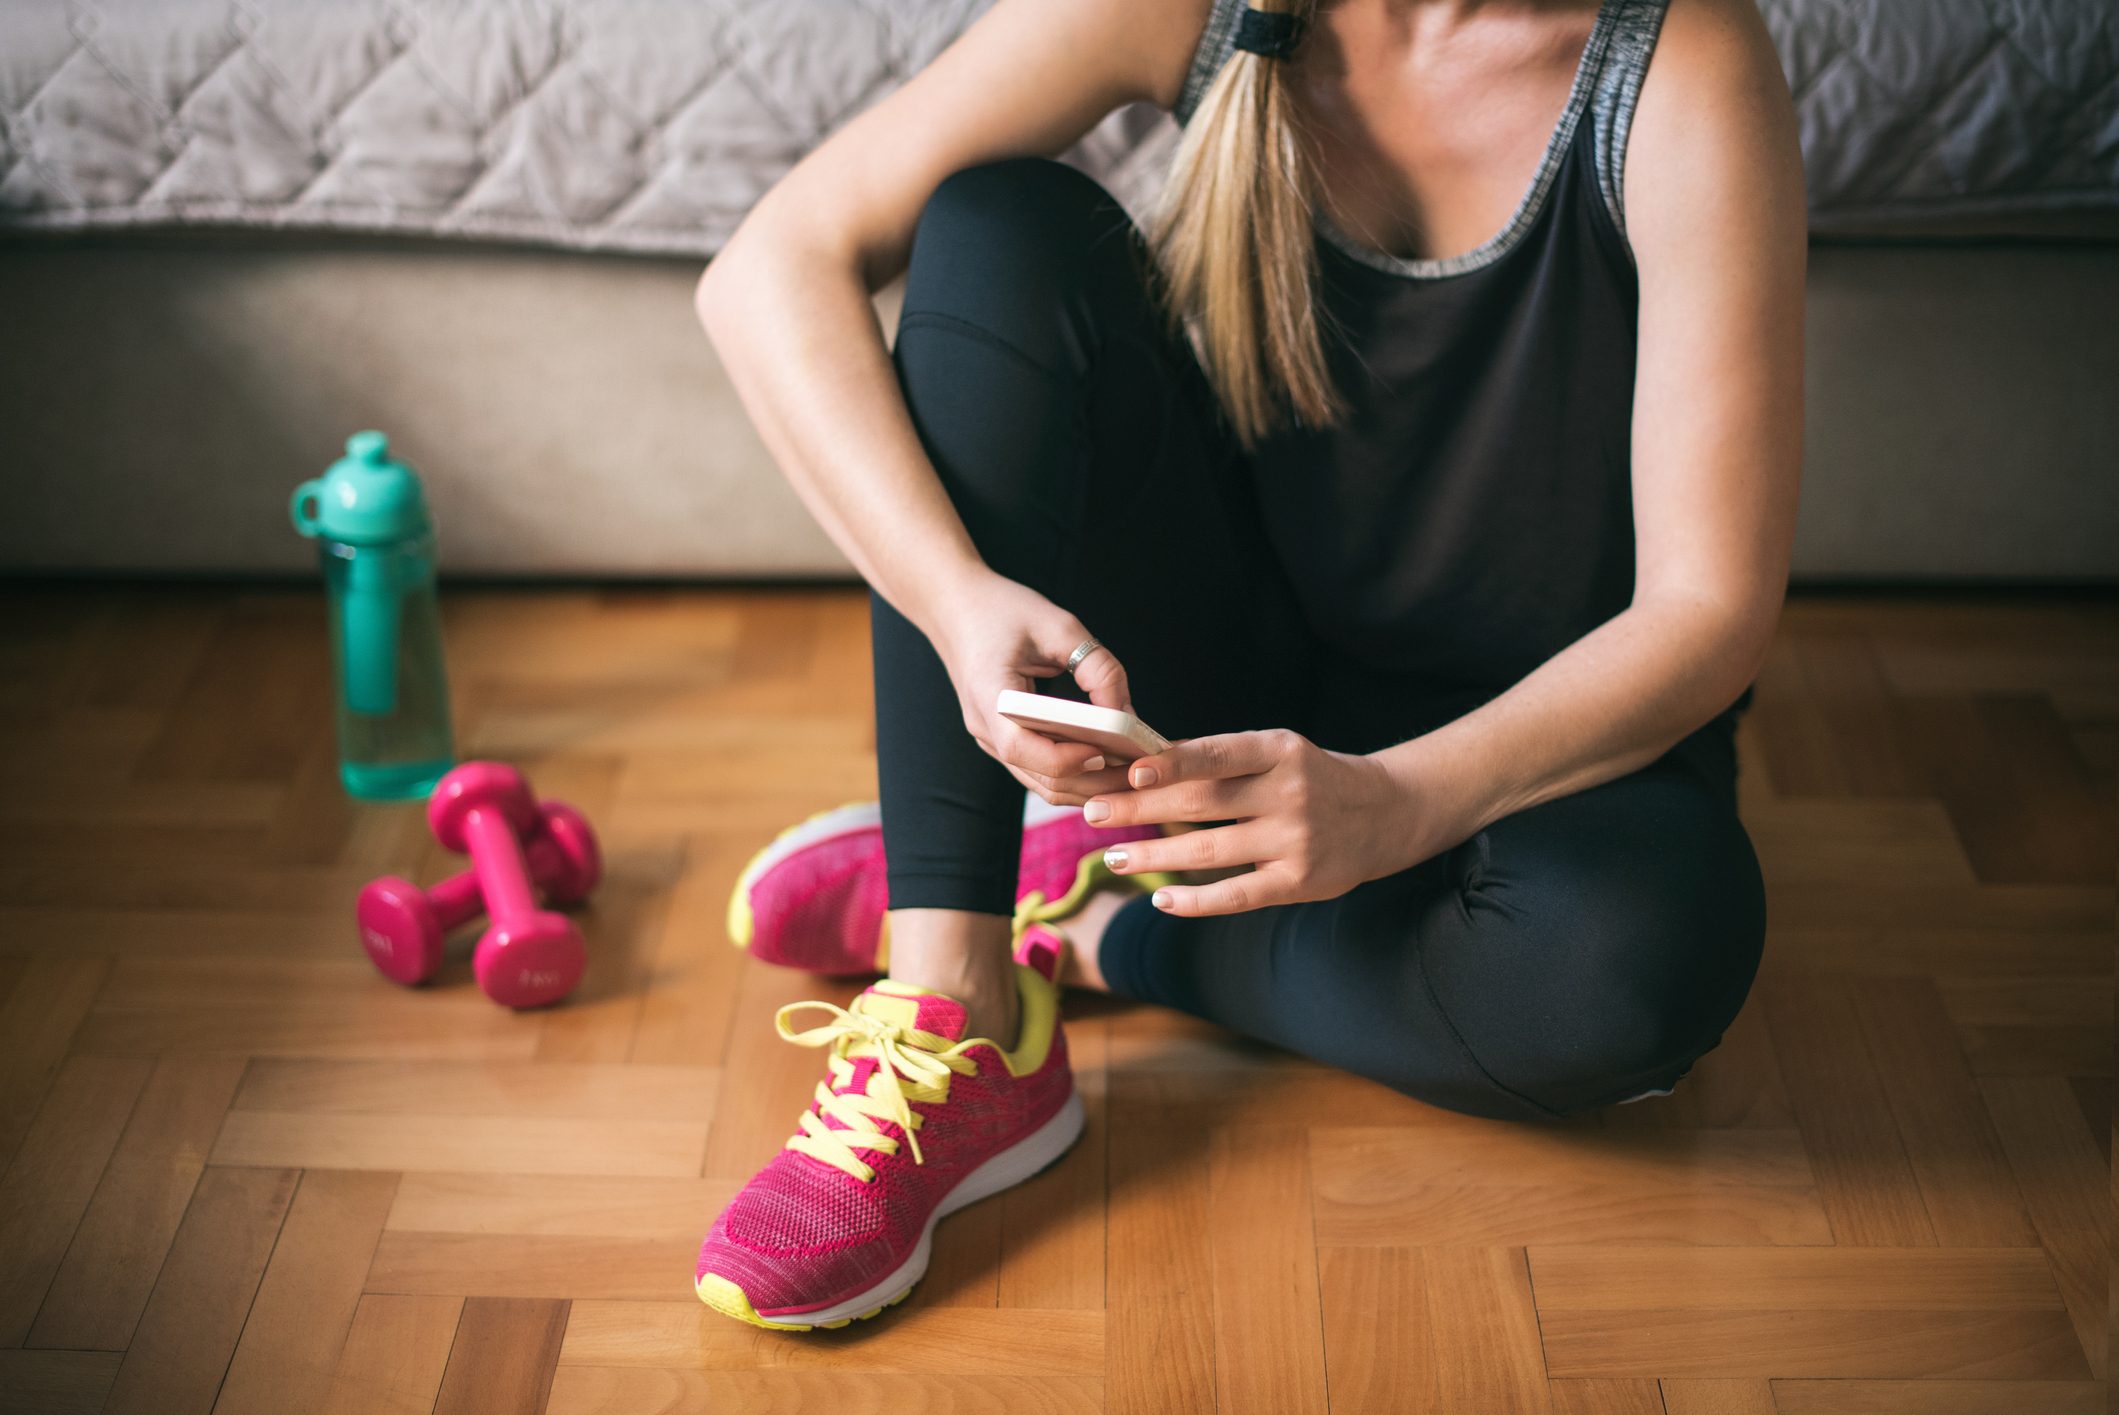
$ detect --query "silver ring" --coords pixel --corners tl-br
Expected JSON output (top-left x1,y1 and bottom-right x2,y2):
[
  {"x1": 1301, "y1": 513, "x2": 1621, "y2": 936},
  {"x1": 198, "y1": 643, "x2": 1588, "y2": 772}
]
[{"x1": 1064, "y1": 636, "x2": 1102, "y2": 671}]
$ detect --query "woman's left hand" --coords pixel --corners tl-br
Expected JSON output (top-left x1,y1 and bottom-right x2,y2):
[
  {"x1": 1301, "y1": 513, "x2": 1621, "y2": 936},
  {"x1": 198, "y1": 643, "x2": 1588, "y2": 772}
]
[{"x1": 1086, "y1": 728, "x2": 1474, "y2": 916}]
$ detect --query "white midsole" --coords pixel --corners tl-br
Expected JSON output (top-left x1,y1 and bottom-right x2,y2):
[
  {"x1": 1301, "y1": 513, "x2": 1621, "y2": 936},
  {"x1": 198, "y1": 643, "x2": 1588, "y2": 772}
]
[{"x1": 762, "y1": 1087, "x2": 1086, "y2": 1326}]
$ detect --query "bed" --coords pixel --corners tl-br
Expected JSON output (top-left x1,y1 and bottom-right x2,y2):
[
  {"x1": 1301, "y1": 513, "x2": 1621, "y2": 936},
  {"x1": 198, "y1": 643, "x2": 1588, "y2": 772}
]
[{"x1": 2, "y1": 0, "x2": 2113, "y2": 578}]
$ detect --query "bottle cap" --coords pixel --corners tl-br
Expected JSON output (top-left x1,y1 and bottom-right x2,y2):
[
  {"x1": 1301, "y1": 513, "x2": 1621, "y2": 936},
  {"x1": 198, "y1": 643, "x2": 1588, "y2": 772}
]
[{"x1": 291, "y1": 431, "x2": 432, "y2": 545}]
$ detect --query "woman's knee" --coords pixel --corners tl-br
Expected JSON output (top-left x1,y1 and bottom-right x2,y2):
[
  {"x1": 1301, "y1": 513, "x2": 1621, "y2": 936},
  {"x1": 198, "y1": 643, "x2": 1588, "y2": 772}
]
[
  {"x1": 918, "y1": 155, "x2": 1112, "y2": 232},
  {"x1": 902, "y1": 157, "x2": 1148, "y2": 372},
  {"x1": 1520, "y1": 864, "x2": 1763, "y2": 1113},
  {"x1": 1429, "y1": 793, "x2": 1768, "y2": 1116}
]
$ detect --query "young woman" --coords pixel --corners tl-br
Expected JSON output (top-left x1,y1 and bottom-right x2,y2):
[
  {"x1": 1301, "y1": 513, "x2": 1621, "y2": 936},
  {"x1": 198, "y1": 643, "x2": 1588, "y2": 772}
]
[{"x1": 690, "y1": 0, "x2": 1803, "y2": 1330}]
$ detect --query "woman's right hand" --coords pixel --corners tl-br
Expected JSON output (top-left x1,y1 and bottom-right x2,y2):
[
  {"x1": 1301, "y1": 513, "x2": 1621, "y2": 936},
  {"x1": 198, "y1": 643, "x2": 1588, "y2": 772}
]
[{"x1": 932, "y1": 571, "x2": 1139, "y2": 807}]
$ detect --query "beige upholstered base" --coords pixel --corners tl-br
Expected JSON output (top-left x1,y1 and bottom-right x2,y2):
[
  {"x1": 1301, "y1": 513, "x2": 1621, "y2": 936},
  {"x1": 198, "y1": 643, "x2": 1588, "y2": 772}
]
[
  {"x1": 1798, "y1": 241, "x2": 2117, "y2": 580},
  {"x1": 2, "y1": 231, "x2": 2112, "y2": 580},
  {"x1": 2, "y1": 232, "x2": 861, "y2": 578}
]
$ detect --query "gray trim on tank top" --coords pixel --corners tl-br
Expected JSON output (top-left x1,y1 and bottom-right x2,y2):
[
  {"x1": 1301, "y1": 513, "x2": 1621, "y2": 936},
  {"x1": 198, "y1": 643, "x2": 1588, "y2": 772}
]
[
  {"x1": 1171, "y1": 0, "x2": 1670, "y2": 278},
  {"x1": 1590, "y1": 0, "x2": 1670, "y2": 250}
]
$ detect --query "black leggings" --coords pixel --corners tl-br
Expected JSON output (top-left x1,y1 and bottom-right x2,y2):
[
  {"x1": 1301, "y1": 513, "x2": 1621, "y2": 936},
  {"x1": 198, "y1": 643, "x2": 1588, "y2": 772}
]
[{"x1": 869, "y1": 158, "x2": 1767, "y2": 1121}]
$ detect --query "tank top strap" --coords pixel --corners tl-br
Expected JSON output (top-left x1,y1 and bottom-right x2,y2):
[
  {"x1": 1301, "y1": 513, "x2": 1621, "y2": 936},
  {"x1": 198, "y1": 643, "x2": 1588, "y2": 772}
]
[
  {"x1": 1173, "y1": 0, "x2": 1246, "y2": 128},
  {"x1": 1584, "y1": 0, "x2": 1673, "y2": 250}
]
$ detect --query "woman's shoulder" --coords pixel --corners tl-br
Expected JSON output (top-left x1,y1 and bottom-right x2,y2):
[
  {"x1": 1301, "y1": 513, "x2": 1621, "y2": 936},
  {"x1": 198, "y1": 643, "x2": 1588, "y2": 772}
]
[
  {"x1": 1619, "y1": 0, "x2": 1807, "y2": 277},
  {"x1": 1607, "y1": 0, "x2": 1802, "y2": 245},
  {"x1": 1642, "y1": 0, "x2": 1792, "y2": 103}
]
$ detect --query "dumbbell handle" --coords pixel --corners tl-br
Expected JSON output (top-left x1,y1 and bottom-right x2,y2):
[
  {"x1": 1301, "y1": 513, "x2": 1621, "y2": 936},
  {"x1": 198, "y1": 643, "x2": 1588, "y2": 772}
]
[
  {"x1": 415, "y1": 824, "x2": 588, "y2": 935},
  {"x1": 463, "y1": 803, "x2": 538, "y2": 925},
  {"x1": 423, "y1": 870, "x2": 486, "y2": 930}
]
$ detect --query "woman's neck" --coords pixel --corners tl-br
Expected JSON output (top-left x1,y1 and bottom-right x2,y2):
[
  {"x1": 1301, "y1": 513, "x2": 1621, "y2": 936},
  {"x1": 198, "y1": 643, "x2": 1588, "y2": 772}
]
[{"x1": 1292, "y1": 0, "x2": 1606, "y2": 264}]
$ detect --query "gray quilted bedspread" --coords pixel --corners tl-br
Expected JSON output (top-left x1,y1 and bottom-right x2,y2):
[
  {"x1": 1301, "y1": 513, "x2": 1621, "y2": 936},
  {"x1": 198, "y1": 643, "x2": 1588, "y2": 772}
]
[{"x1": 1, "y1": 0, "x2": 2112, "y2": 254}]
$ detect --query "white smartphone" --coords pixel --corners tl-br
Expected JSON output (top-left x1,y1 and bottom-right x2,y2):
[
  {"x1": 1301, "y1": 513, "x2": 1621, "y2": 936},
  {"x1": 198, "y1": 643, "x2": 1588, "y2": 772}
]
[{"x1": 995, "y1": 688, "x2": 1171, "y2": 763}]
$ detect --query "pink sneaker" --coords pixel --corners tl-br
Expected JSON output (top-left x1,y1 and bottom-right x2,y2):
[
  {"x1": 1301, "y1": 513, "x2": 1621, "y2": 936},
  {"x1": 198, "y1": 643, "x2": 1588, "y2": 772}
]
[
  {"x1": 727, "y1": 795, "x2": 1171, "y2": 974},
  {"x1": 694, "y1": 943, "x2": 1080, "y2": 1330}
]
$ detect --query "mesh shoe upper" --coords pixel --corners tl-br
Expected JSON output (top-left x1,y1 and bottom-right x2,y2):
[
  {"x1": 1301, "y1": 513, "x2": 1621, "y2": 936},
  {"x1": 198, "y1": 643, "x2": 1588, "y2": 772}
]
[
  {"x1": 735, "y1": 799, "x2": 1163, "y2": 975},
  {"x1": 696, "y1": 976, "x2": 1073, "y2": 1316}
]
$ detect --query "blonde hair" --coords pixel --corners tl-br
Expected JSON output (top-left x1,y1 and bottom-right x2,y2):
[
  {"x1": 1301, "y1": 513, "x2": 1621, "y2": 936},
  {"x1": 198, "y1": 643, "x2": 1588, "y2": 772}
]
[{"x1": 1150, "y1": 0, "x2": 1344, "y2": 448}]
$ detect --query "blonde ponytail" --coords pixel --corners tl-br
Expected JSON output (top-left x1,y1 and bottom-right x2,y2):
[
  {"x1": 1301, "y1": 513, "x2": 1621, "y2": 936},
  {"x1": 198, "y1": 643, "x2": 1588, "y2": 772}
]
[{"x1": 1150, "y1": 0, "x2": 1343, "y2": 449}]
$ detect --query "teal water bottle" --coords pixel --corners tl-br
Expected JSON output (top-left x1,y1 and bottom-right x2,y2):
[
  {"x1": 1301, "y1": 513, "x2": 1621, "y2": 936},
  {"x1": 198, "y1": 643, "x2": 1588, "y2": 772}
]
[{"x1": 291, "y1": 431, "x2": 456, "y2": 800}]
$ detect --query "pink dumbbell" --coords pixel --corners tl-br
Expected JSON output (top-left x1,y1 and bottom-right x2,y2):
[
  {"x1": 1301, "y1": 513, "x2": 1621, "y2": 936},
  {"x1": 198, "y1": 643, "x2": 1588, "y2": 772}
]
[
  {"x1": 357, "y1": 800, "x2": 600, "y2": 989},
  {"x1": 429, "y1": 762, "x2": 591, "y2": 1008}
]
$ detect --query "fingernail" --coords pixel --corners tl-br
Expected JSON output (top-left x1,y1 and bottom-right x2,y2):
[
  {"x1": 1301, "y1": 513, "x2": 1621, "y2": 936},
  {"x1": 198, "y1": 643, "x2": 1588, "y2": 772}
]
[
  {"x1": 1131, "y1": 764, "x2": 1158, "y2": 788},
  {"x1": 1103, "y1": 846, "x2": 1128, "y2": 871},
  {"x1": 1083, "y1": 799, "x2": 1110, "y2": 823},
  {"x1": 1082, "y1": 755, "x2": 1105, "y2": 772},
  {"x1": 1151, "y1": 889, "x2": 1173, "y2": 909}
]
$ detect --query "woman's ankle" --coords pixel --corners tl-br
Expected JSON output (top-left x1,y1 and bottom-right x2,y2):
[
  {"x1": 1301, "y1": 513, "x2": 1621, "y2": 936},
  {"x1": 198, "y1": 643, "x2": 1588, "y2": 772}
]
[
  {"x1": 1056, "y1": 889, "x2": 1129, "y2": 993},
  {"x1": 883, "y1": 908, "x2": 1020, "y2": 1047}
]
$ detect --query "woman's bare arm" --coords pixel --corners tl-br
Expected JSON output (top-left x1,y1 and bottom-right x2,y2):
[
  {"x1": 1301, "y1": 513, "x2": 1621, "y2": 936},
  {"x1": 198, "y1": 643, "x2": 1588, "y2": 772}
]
[
  {"x1": 1368, "y1": 0, "x2": 1806, "y2": 836},
  {"x1": 695, "y1": 0, "x2": 1209, "y2": 643}
]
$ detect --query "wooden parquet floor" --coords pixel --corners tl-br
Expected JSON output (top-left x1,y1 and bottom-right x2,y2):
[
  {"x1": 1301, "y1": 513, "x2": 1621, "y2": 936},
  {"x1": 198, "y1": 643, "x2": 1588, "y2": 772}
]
[{"x1": 0, "y1": 584, "x2": 2111, "y2": 1415}]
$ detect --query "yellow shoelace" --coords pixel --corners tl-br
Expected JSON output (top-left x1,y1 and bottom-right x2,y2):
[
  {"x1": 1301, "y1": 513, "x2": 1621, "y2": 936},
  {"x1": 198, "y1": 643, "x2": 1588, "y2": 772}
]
[
  {"x1": 1011, "y1": 840, "x2": 1179, "y2": 947},
  {"x1": 1012, "y1": 887, "x2": 1066, "y2": 944},
  {"x1": 775, "y1": 1000, "x2": 979, "y2": 1182}
]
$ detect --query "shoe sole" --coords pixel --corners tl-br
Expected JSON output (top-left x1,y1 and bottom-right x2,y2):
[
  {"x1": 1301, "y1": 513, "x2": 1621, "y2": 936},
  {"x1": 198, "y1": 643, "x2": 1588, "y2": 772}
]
[{"x1": 695, "y1": 1086, "x2": 1086, "y2": 1332}]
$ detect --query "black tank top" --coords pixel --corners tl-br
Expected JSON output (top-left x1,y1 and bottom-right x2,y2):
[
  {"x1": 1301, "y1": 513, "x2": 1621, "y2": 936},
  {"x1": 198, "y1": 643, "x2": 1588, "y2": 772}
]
[{"x1": 1176, "y1": 0, "x2": 1753, "y2": 755}]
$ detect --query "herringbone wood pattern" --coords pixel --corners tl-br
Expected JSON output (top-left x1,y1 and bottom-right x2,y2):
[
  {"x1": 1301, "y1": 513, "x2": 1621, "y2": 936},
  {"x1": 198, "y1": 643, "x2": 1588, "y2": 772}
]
[{"x1": 0, "y1": 585, "x2": 2110, "y2": 1415}]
